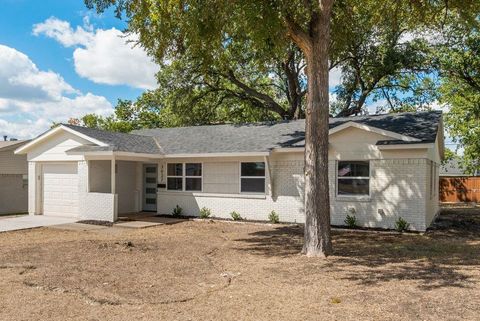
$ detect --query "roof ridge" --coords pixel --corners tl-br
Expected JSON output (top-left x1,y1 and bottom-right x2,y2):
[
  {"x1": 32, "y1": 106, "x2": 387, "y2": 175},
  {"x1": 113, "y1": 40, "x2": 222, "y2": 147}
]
[{"x1": 133, "y1": 110, "x2": 442, "y2": 132}]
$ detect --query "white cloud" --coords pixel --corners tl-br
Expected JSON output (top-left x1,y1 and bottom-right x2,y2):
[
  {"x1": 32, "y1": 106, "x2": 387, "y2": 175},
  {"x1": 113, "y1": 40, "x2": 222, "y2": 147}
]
[
  {"x1": 33, "y1": 17, "x2": 159, "y2": 90},
  {"x1": 33, "y1": 16, "x2": 94, "y2": 47},
  {"x1": 0, "y1": 45, "x2": 75, "y2": 101},
  {"x1": 0, "y1": 45, "x2": 113, "y2": 139}
]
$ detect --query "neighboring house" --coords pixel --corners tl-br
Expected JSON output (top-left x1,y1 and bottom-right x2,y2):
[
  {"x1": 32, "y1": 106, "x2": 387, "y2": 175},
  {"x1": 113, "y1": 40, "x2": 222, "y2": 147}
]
[
  {"x1": 440, "y1": 158, "x2": 479, "y2": 203},
  {"x1": 0, "y1": 140, "x2": 29, "y2": 214},
  {"x1": 15, "y1": 111, "x2": 444, "y2": 231}
]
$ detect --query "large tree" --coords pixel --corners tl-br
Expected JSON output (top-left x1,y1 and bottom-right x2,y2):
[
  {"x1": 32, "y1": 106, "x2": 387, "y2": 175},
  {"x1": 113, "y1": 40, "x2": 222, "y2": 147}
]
[
  {"x1": 330, "y1": 4, "x2": 436, "y2": 117},
  {"x1": 85, "y1": 0, "x2": 479, "y2": 257},
  {"x1": 436, "y1": 25, "x2": 480, "y2": 174}
]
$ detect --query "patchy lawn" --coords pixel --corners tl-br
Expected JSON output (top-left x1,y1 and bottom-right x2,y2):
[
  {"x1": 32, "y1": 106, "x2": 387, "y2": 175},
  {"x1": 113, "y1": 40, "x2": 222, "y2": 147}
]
[{"x1": 0, "y1": 207, "x2": 479, "y2": 321}]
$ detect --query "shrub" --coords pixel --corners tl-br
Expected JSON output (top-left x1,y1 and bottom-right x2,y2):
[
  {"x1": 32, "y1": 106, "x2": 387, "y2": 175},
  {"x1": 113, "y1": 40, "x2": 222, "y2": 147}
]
[
  {"x1": 344, "y1": 214, "x2": 358, "y2": 228},
  {"x1": 172, "y1": 205, "x2": 183, "y2": 217},
  {"x1": 199, "y1": 207, "x2": 211, "y2": 219},
  {"x1": 268, "y1": 210, "x2": 280, "y2": 223},
  {"x1": 395, "y1": 217, "x2": 410, "y2": 232},
  {"x1": 230, "y1": 211, "x2": 242, "y2": 221}
]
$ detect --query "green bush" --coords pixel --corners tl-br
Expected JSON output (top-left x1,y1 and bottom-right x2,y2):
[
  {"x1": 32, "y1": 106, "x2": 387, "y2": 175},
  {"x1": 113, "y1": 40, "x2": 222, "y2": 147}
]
[
  {"x1": 230, "y1": 211, "x2": 242, "y2": 221},
  {"x1": 199, "y1": 207, "x2": 211, "y2": 219},
  {"x1": 172, "y1": 205, "x2": 183, "y2": 217},
  {"x1": 268, "y1": 210, "x2": 280, "y2": 223},
  {"x1": 395, "y1": 217, "x2": 410, "y2": 232},
  {"x1": 344, "y1": 214, "x2": 358, "y2": 228}
]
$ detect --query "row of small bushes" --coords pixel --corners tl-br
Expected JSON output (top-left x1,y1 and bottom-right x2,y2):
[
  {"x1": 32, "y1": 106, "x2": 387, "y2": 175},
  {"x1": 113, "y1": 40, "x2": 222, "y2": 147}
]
[
  {"x1": 344, "y1": 214, "x2": 410, "y2": 232},
  {"x1": 173, "y1": 204, "x2": 411, "y2": 231},
  {"x1": 172, "y1": 205, "x2": 280, "y2": 223}
]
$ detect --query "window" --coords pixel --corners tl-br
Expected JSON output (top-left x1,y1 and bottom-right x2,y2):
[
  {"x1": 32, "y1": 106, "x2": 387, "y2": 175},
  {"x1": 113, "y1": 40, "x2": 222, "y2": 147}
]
[
  {"x1": 167, "y1": 163, "x2": 183, "y2": 191},
  {"x1": 240, "y1": 162, "x2": 265, "y2": 193},
  {"x1": 430, "y1": 162, "x2": 437, "y2": 198},
  {"x1": 185, "y1": 163, "x2": 202, "y2": 191},
  {"x1": 22, "y1": 174, "x2": 28, "y2": 188},
  {"x1": 337, "y1": 161, "x2": 370, "y2": 196},
  {"x1": 167, "y1": 163, "x2": 202, "y2": 191}
]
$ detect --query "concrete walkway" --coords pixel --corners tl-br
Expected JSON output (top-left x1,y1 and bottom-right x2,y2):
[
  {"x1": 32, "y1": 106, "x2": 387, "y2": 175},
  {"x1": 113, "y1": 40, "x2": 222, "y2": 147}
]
[{"x1": 0, "y1": 215, "x2": 78, "y2": 233}]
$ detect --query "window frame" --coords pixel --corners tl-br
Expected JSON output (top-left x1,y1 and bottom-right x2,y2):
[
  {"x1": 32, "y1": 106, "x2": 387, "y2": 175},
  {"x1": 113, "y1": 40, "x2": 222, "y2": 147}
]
[
  {"x1": 336, "y1": 160, "x2": 371, "y2": 198},
  {"x1": 166, "y1": 162, "x2": 203, "y2": 192},
  {"x1": 239, "y1": 162, "x2": 266, "y2": 194}
]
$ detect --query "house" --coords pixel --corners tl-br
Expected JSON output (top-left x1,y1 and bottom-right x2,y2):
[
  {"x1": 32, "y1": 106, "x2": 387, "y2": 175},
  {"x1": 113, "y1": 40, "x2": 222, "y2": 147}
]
[
  {"x1": 15, "y1": 111, "x2": 444, "y2": 231},
  {"x1": 0, "y1": 139, "x2": 29, "y2": 214}
]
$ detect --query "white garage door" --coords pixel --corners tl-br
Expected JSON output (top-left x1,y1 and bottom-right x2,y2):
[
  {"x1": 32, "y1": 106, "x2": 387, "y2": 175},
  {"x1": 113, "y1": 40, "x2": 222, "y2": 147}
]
[{"x1": 42, "y1": 163, "x2": 79, "y2": 217}]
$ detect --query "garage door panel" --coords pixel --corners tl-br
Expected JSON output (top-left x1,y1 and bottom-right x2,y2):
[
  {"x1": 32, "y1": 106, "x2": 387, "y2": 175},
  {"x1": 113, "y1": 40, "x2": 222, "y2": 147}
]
[{"x1": 43, "y1": 163, "x2": 79, "y2": 217}]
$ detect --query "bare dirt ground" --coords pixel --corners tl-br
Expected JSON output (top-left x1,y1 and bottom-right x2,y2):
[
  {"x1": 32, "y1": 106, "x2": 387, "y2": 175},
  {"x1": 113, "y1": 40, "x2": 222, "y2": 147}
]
[{"x1": 0, "y1": 207, "x2": 479, "y2": 321}]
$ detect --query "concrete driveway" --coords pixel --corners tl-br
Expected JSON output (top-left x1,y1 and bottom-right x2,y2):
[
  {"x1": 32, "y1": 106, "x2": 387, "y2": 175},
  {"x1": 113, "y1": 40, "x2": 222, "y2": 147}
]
[{"x1": 0, "y1": 215, "x2": 78, "y2": 233}]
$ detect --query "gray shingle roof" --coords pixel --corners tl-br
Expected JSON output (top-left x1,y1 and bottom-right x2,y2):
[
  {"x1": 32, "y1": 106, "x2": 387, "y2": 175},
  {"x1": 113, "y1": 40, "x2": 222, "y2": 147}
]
[
  {"x1": 62, "y1": 124, "x2": 163, "y2": 154},
  {"x1": 64, "y1": 111, "x2": 442, "y2": 155},
  {"x1": 132, "y1": 111, "x2": 442, "y2": 154},
  {"x1": 0, "y1": 140, "x2": 28, "y2": 151}
]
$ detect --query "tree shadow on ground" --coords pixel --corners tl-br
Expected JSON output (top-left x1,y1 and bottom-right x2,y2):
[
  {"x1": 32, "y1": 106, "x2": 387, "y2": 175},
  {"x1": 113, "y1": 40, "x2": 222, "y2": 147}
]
[{"x1": 232, "y1": 207, "x2": 480, "y2": 290}]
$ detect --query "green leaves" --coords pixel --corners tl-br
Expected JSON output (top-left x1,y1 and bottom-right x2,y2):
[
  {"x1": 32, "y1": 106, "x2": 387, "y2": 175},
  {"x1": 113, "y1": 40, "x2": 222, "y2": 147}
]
[{"x1": 436, "y1": 25, "x2": 480, "y2": 173}]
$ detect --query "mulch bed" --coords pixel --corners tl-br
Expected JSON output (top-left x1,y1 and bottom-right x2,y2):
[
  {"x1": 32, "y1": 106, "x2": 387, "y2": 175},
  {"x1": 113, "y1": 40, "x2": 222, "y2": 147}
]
[{"x1": 77, "y1": 220, "x2": 113, "y2": 227}]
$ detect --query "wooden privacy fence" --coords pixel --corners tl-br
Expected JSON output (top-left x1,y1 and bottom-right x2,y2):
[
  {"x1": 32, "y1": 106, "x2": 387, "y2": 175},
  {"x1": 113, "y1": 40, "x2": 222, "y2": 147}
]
[{"x1": 440, "y1": 177, "x2": 480, "y2": 203}]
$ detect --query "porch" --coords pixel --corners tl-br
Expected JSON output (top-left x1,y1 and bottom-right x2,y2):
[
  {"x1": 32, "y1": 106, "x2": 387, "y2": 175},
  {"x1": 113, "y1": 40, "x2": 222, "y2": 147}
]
[{"x1": 81, "y1": 158, "x2": 161, "y2": 222}]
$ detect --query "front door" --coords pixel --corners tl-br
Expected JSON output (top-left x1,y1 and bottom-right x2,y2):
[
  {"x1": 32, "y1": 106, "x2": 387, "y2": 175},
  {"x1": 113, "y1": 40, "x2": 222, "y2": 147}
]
[{"x1": 143, "y1": 164, "x2": 158, "y2": 212}]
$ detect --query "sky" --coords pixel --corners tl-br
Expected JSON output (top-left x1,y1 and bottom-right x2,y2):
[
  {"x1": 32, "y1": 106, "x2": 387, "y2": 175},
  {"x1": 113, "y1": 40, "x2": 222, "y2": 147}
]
[{"x1": 0, "y1": 0, "x2": 160, "y2": 139}]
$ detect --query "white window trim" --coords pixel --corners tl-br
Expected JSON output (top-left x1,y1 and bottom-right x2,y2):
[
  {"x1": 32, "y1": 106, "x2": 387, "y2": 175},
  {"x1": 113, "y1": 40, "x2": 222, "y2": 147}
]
[
  {"x1": 166, "y1": 162, "x2": 203, "y2": 192},
  {"x1": 336, "y1": 160, "x2": 371, "y2": 198},
  {"x1": 239, "y1": 162, "x2": 266, "y2": 195}
]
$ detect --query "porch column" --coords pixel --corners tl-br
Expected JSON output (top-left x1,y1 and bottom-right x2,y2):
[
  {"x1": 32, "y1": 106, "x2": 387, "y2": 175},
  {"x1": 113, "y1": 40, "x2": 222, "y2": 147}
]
[{"x1": 111, "y1": 157, "x2": 116, "y2": 194}]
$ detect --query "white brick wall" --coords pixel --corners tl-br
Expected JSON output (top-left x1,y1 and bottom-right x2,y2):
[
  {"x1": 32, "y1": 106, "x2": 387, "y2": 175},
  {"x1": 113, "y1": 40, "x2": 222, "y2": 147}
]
[
  {"x1": 28, "y1": 162, "x2": 36, "y2": 215},
  {"x1": 157, "y1": 157, "x2": 434, "y2": 231},
  {"x1": 78, "y1": 161, "x2": 118, "y2": 222},
  {"x1": 78, "y1": 192, "x2": 117, "y2": 222}
]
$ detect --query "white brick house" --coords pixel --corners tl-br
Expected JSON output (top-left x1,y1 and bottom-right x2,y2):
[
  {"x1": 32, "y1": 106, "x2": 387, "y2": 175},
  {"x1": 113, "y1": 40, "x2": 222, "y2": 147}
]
[{"x1": 15, "y1": 111, "x2": 444, "y2": 231}]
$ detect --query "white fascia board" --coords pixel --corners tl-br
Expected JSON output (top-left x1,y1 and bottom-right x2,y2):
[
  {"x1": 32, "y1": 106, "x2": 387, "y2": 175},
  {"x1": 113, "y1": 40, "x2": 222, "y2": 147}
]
[
  {"x1": 15, "y1": 125, "x2": 108, "y2": 154},
  {"x1": 377, "y1": 143, "x2": 433, "y2": 150},
  {"x1": 329, "y1": 122, "x2": 421, "y2": 142},
  {"x1": 164, "y1": 151, "x2": 270, "y2": 158},
  {"x1": 271, "y1": 147, "x2": 305, "y2": 153}
]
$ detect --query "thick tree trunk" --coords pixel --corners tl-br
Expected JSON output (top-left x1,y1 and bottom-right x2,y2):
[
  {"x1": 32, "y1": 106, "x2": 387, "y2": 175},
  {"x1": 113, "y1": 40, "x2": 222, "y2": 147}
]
[{"x1": 301, "y1": 3, "x2": 333, "y2": 257}]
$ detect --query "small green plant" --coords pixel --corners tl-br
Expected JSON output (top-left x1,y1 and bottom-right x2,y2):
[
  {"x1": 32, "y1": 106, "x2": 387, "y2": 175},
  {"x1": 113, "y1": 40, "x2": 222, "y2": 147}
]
[
  {"x1": 395, "y1": 217, "x2": 410, "y2": 232},
  {"x1": 172, "y1": 205, "x2": 183, "y2": 217},
  {"x1": 230, "y1": 211, "x2": 242, "y2": 221},
  {"x1": 268, "y1": 210, "x2": 280, "y2": 223},
  {"x1": 199, "y1": 207, "x2": 211, "y2": 219},
  {"x1": 344, "y1": 214, "x2": 358, "y2": 228},
  {"x1": 330, "y1": 297, "x2": 342, "y2": 304}
]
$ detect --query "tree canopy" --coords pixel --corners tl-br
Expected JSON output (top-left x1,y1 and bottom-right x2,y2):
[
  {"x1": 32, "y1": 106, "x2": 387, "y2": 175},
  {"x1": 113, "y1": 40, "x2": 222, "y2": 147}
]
[
  {"x1": 82, "y1": 0, "x2": 480, "y2": 255},
  {"x1": 436, "y1": 25, "x2": 480, "y2": 174}
]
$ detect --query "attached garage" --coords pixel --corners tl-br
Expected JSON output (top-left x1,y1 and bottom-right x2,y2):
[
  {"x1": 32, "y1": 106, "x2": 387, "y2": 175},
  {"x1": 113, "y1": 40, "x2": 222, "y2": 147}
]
[{"x1": 42, "y1": 163, "x2": 79, "y2": 217}]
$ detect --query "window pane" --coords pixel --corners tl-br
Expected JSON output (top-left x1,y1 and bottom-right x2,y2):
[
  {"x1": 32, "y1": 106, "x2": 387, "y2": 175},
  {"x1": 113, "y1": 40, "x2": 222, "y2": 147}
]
[
  {"x1": 145, "y1": 188, "x2": 157, "y2": 194},
  {"x1": 186, "y1": 163, "x2": 202, "y2": 176},
  {"x1": 146, "y1": 198, "x2": 156, "y2": 204},
  {"x1": 241, "y1": 178, "x2": 265, "y2": 193},
  {"x1": 241, "y1": 162, "x2": 265, "y2": 177},
  {"x1": 338, "y1": 179, "x2": 369, "y2": 195},
  {"x1": 167, "y1": 177, "x2": 183, "y2": 190},
  {"x1": 167, "y1": 163, "x2": 183, "y2": 176},
  {"x1": 146, "y1": 177, "x2": 156, "y2": 184},
  {"x1": 338, "y1": 161, "x2": 369, "y2": 177},
  {"x1": 185, "y1": 177, "x2": 202, "y2": 191},
  {"x1": 146, "y1": 166, "x2": 156, "y2": 173}
]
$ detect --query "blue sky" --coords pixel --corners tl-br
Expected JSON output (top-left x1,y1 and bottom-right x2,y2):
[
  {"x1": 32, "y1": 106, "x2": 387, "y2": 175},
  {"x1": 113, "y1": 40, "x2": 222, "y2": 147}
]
[{"x1": 0, "y1": 0, "x2": 158, "y2": 138}]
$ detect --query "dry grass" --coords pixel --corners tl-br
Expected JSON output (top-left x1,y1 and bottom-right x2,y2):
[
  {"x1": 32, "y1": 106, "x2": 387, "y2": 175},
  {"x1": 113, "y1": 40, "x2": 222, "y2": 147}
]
[{"x1": 0, "y1": 207, "x2": 479, "y2": 321}]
